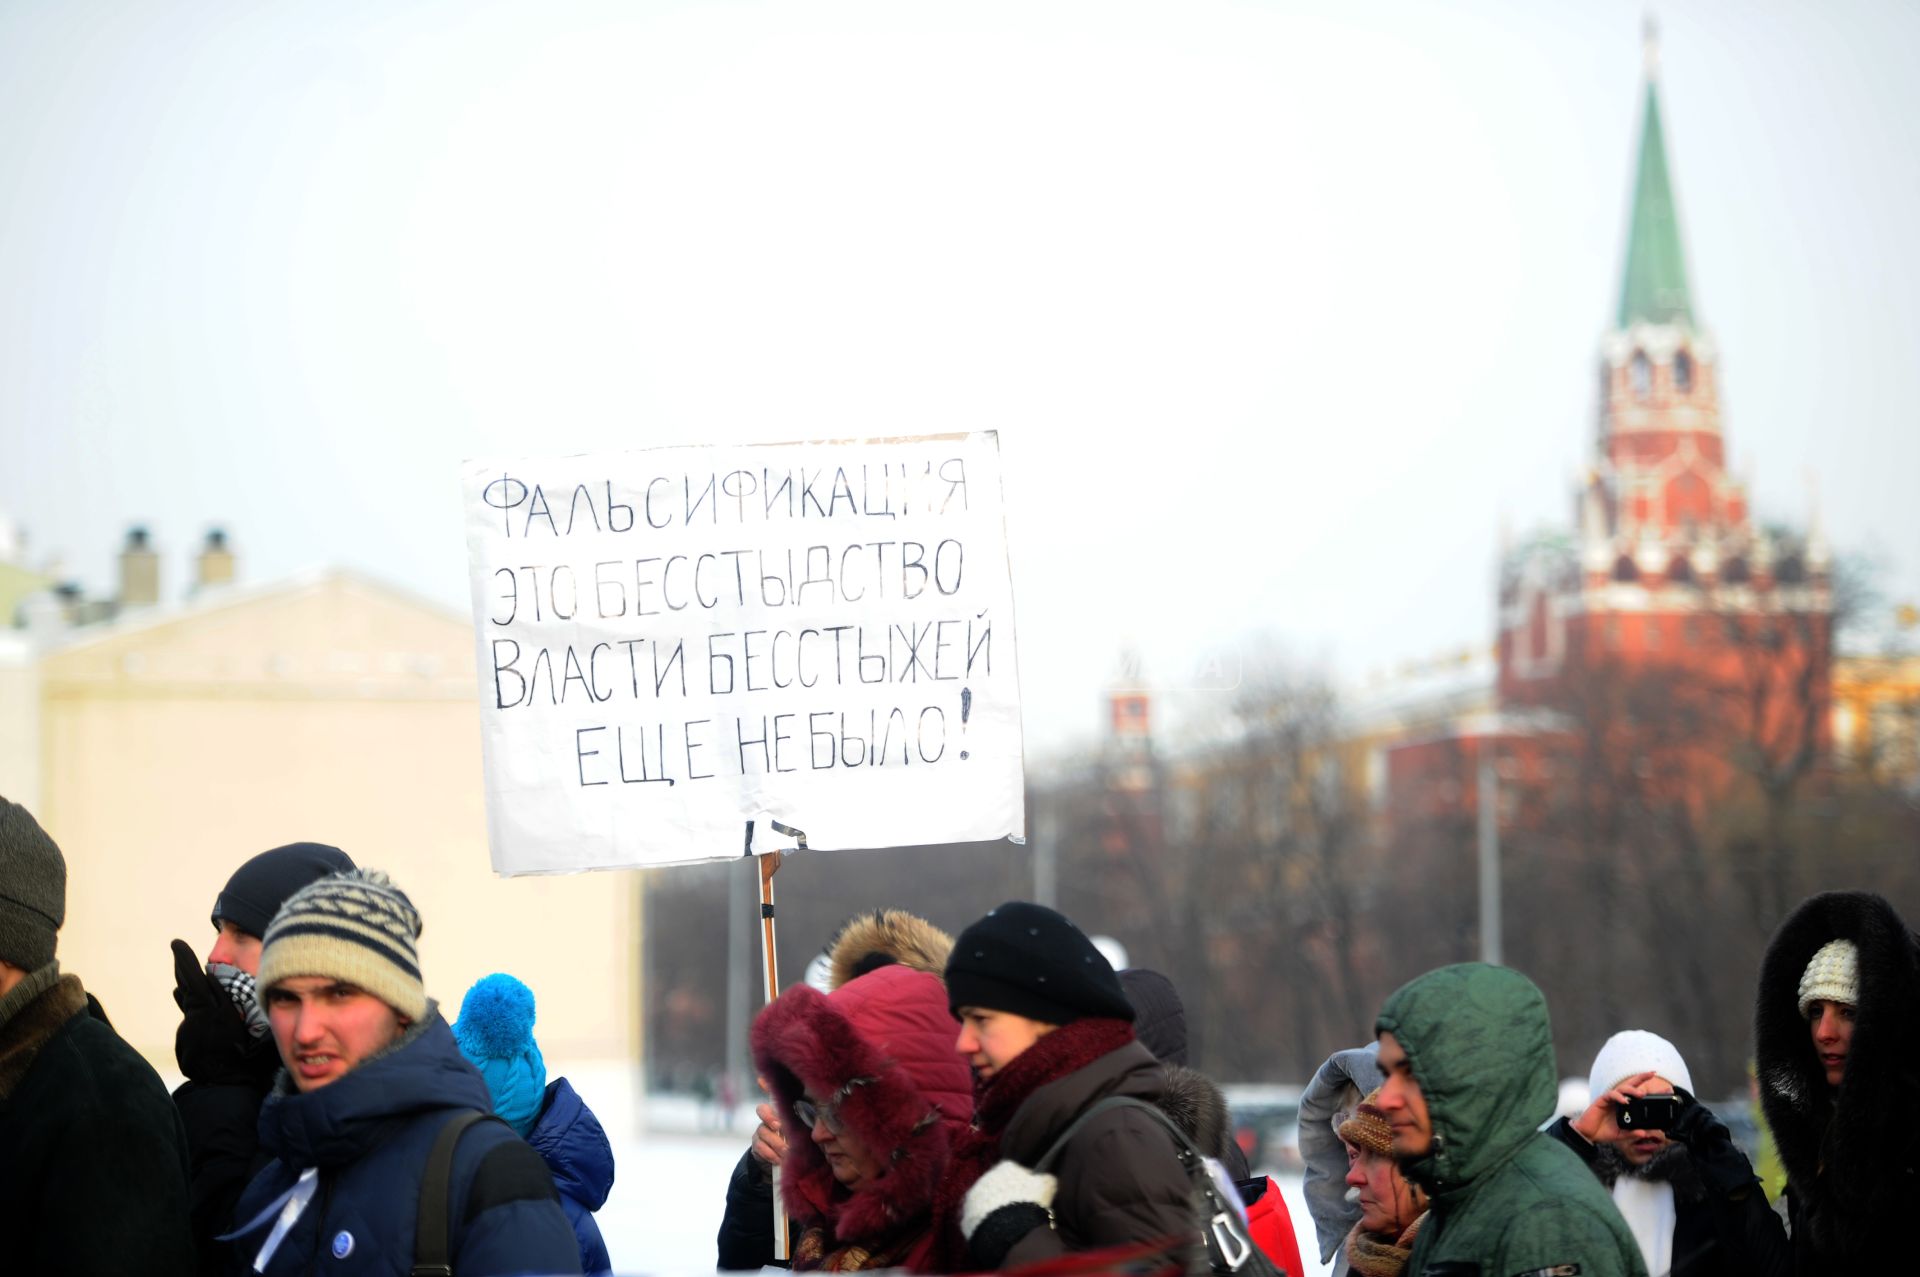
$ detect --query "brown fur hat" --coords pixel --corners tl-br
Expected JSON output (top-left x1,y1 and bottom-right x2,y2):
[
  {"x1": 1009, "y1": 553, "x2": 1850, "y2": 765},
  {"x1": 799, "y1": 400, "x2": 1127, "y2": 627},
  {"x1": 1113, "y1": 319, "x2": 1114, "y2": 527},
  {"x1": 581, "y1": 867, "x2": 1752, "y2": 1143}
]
[{"x1": 827, "y1": 909, "x2": 954, "y2": 991}]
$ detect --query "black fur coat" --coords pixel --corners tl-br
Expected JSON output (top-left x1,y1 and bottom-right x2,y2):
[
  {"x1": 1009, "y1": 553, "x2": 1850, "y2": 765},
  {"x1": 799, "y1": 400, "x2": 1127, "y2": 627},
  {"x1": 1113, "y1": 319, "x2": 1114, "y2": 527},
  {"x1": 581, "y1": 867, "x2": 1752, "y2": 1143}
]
[{"x1": 1754, "y1": 890, "x2": 1920, "y2": 1275}]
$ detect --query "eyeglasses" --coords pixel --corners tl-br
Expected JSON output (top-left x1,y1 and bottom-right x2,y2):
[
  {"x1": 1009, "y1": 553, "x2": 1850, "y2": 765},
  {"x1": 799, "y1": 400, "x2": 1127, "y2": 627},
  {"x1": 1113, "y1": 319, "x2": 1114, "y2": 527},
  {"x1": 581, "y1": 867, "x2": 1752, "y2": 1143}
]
[{"x1": 793, "y1": 1097, "x2": 844, "y2": 1134}]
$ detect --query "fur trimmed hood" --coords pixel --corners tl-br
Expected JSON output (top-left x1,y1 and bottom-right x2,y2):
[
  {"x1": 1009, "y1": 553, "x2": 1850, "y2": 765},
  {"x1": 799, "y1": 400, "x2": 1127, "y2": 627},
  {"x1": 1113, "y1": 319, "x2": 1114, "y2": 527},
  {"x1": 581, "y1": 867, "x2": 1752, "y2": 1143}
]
[
  {"x1": 1157, "y1": 1063, "x2": 1233, "y2": 1160},
  {"x1": 1588, "y1": 1139, "x2": 1706, "y2": 1204},
  {"x1": 751, "y1": 963, "x2": 972, "y2": 1249},
  {"x1": 0, "y1": 972, "x2": 87, "y2": 1100},
  {"x1": 826, "y1": 911, "x2": 954, "y2": 991},
  {"x1": 1755, "y1": 890, "x2": 1920, "y2": 1264}
]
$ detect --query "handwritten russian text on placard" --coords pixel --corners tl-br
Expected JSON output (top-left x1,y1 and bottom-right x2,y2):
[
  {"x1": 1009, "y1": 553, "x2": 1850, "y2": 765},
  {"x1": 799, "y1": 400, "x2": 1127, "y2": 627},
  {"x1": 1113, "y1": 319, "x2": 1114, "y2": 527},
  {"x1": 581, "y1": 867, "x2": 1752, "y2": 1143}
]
[{"x1": 461, "y1": 433, "x2": 1024, "y2": 873}]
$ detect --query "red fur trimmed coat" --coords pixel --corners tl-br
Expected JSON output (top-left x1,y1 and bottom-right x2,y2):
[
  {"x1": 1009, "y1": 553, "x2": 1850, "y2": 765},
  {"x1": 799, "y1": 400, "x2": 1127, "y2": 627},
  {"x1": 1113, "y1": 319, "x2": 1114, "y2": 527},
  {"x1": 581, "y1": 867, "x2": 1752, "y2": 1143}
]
[{"x1": 751, "y1": 964, "x2": 973, "y2": 1271}]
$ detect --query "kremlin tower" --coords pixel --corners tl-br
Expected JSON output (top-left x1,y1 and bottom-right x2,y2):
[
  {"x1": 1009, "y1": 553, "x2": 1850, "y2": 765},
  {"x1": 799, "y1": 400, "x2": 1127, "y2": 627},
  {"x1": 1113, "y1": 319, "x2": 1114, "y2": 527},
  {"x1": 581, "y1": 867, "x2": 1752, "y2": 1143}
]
[
  {"x1": 1391, "y1": 30, "x2": 1834, "y2": 826},
  {"x1": 1496, "y1": 30, "x2": 1831, "y2": 742}
]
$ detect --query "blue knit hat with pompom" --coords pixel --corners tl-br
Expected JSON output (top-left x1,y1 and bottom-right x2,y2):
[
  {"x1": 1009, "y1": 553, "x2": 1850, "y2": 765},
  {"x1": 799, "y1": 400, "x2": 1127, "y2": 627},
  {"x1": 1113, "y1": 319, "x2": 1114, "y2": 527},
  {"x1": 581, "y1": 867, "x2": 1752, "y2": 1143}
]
[{"x1": 453, "y1": 973, "x2": 548, "y2": 1137}]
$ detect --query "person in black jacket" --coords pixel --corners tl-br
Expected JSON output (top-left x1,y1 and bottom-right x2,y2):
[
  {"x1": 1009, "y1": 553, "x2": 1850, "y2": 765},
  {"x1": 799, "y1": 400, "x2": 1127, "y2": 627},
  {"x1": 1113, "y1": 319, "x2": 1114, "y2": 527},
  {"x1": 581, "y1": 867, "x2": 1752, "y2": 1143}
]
[
  {"x1": 1755, "y1": 889, "x2": 1920, "y2": 1276},
  {"x1": 1117, "y1": 967, "x2": 1248, "y2": 1175},
  {"x1": 169, "y1": 840, "x2": 354, "y2": 1276},
  {"x1": 1544, "y1": 1029, "x2": 1788, "y2": 1277},
  {"x1": 0, "y1": 795, "x2": 196, "y2": 1276}
]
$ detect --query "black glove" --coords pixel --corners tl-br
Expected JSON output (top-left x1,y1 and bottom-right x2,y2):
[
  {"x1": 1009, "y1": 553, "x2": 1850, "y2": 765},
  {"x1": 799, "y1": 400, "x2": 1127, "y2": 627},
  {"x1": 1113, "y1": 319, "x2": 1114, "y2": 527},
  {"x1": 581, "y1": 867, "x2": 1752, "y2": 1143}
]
[
  {"x1": 1667, "y1": 1087, "x2": 1723, "y2": 1146},
  {"x1": 171, "y1": 938, "x2": 254, "y2": 1083},
  {"x1": 1668, "y1": 1087, "x2": 1757, "y2": 1196}
]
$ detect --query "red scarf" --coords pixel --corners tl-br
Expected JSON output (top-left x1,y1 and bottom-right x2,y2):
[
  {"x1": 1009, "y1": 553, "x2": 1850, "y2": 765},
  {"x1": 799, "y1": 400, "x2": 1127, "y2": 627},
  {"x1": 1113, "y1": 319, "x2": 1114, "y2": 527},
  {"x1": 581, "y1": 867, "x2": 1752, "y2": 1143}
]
[{"x1": 926, "y1": 1017, "x2": 1136, "y2": 1271}]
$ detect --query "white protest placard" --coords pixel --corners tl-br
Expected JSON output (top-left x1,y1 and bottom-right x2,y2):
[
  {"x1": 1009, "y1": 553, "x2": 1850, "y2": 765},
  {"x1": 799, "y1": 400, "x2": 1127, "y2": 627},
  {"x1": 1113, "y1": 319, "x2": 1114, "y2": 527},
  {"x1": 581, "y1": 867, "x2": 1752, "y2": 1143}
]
[{"x1": 460, "y1": 433, "x2": 1024, "y2": 874}]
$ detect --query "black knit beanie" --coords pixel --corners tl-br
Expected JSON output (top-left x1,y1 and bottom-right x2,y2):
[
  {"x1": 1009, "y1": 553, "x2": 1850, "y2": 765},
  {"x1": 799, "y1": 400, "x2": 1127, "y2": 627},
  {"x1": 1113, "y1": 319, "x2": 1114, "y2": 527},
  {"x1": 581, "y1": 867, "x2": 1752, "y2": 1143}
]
[
  {"x1": 212, "y1": 842, "x2": 356, "y2": 939},
  {"x1": 0, "y1": 797, "x2": 64, "y2": 971},
  {"x1": 946, "y1": 901, "x2": 1135, "y2": 1025}
]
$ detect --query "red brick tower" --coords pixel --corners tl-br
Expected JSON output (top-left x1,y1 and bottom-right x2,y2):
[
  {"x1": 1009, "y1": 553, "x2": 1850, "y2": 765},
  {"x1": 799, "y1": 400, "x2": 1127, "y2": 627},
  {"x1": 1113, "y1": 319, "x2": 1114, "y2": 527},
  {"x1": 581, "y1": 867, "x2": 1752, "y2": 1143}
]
[{"x1": 1494, "y1": 32, "x2": 1832, "y2": 786}]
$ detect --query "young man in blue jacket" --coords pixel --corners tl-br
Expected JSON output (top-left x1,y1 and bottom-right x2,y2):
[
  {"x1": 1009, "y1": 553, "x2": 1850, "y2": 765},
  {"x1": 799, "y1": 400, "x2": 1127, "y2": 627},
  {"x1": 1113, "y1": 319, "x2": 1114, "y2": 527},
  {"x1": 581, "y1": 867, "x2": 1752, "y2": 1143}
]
[{"x1": 226, "y1": 868, "x2": 580, "y2": 1275}]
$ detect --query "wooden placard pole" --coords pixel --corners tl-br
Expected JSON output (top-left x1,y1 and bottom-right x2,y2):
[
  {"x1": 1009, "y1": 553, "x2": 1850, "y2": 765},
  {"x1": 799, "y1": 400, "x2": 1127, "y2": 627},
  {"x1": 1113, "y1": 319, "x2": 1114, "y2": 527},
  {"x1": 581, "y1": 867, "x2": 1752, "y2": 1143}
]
[
  {"x1": 755, "y1": 820, "x2": 807, "y2": 1262},
  {"x1": 759, "y1": 850, "x2": 783, "y2": 1003}
]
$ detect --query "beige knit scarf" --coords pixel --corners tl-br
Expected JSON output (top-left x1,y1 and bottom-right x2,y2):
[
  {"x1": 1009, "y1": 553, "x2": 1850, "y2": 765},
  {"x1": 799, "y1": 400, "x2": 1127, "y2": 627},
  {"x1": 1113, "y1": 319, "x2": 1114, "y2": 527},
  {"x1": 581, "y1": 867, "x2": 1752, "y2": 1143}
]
[{"x1": 1344, "y1": 1211, "x2": 1427, "y2": 1277}]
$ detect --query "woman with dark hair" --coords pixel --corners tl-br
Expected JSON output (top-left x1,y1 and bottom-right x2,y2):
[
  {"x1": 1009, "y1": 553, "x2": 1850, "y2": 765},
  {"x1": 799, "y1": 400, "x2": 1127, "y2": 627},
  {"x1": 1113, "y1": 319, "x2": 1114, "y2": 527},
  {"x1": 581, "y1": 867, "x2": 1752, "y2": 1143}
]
[{"x1": 1754, "y1": 890, "x2": 1920, "y2": 1274}]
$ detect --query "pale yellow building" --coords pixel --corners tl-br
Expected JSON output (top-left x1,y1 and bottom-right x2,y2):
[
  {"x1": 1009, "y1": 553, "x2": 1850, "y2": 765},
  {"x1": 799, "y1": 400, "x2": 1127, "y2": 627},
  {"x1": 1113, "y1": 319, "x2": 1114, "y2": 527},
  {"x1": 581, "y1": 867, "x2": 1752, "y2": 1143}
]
[
  {"x1": 1833, "y1": 651, "x2": 1920, "y2": 789},
  {"x1": 1, "y1": 567, "x2": 641, "y2": 1070}
]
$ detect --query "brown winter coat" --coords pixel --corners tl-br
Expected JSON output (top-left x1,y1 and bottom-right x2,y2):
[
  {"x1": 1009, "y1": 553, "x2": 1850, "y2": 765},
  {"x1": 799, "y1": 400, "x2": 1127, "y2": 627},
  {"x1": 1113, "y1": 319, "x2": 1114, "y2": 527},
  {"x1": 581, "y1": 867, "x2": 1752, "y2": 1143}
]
[{"x1": 996, "y1": 1037, "x2": 1196, "y2": 1266}]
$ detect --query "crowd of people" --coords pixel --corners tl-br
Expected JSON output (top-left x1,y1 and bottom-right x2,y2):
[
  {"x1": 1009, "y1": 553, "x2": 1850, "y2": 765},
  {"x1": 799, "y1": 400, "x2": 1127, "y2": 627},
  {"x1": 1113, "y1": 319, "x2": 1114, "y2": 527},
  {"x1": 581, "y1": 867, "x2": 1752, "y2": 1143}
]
[{"x1": 1, "y1": 789, "x2": 1915, "y2": 1276}]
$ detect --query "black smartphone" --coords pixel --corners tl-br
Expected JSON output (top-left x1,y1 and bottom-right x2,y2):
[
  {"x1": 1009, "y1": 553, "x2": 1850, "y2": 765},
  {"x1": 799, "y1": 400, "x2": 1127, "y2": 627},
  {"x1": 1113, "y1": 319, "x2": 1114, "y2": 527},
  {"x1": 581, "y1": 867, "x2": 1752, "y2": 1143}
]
[{"x1": 1618, "y1": 1094, "x2": 1683, "y2": 1130}]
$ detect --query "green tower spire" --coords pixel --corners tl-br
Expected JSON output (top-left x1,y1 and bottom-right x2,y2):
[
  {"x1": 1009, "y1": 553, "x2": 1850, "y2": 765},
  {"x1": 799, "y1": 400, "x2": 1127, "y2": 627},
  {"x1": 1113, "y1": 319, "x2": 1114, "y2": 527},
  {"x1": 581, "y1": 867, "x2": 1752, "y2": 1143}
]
[{"x1": 1616, "y1": 25, "x2": 1694, "y2": 327}]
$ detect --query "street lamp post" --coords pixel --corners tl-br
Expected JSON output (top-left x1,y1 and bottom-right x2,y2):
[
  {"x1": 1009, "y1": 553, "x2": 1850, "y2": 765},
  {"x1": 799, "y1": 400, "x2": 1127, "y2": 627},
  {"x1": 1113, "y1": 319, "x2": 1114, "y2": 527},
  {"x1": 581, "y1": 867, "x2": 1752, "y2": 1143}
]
[{"x1": 1478, "y1": 749, "x2": 1503, "y2": 966}]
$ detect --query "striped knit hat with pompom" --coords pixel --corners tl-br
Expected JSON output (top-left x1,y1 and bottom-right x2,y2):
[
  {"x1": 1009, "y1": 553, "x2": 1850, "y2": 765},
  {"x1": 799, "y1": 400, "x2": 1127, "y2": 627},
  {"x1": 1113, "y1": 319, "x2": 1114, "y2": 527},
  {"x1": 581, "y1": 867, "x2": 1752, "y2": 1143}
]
[
  {"x1": 454, "y1": 973, "x2": 548, "y2": 1138},
  {"x1": 257, "y1": 869, "x2": 427, "y2": 1023}
]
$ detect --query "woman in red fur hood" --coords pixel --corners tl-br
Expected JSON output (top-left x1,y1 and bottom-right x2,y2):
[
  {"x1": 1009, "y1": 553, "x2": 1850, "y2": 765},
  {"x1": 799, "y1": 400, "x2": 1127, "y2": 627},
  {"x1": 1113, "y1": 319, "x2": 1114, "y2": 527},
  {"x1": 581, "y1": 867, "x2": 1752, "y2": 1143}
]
[{"x1": 749, "y1": 962, "x2": 973, "y2": 1272}]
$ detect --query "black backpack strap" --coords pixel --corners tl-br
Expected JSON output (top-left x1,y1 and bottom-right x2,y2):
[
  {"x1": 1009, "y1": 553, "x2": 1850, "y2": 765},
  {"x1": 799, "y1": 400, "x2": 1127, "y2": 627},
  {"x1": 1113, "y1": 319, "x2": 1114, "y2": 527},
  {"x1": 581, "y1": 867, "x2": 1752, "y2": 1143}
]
[
  {"x1": 1034, "y1": 1095, "x2": 1193, "y2": 1173},
  {"x1": 413, "y1": 1109, "x2": 500, "y2": 1277},
  {"x1": 1031, "y1": 1095, "x2": 1272, "y2": 1277}
]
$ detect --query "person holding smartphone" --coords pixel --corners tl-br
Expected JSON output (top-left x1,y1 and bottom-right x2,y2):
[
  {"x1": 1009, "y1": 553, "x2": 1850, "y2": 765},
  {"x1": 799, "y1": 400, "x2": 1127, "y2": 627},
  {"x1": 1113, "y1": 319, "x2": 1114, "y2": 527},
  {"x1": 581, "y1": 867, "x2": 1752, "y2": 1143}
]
[{"x1": 1544, "y1": 1030, "x2": 1788, "y2": 1277}]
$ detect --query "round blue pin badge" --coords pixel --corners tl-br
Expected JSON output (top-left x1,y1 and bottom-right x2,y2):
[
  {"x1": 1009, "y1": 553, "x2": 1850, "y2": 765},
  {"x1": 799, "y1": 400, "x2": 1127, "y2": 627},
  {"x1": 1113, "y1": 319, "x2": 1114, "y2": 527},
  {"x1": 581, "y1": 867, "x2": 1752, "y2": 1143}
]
[{"x1": 331, "y1": 1230, "x2": 355, "y2": 1259}]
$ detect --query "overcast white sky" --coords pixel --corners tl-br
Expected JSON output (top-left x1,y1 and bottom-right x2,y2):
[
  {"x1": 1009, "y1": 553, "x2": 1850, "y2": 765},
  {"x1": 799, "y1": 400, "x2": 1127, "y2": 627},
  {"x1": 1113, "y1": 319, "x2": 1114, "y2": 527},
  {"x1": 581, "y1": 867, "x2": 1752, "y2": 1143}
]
[{"x1": 3, "y1": 0, "x2": 1916, "y2": 758}]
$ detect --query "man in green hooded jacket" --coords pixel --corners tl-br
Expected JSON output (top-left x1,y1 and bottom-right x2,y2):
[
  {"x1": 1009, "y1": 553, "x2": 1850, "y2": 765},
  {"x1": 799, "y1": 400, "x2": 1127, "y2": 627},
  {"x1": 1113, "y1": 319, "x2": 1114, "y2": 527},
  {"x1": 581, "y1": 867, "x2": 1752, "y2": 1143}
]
[{"x1": 1374, "y1": 963, "x2": 1646, "y2": 1277}]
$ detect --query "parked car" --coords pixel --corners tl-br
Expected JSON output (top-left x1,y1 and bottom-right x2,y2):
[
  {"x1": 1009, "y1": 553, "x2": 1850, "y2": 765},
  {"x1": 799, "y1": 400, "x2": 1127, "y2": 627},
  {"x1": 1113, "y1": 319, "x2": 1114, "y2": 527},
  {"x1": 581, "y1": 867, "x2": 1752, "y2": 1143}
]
[{"x1": 1223, "y1": 1083, "x2": 1305, "y2": 1175}]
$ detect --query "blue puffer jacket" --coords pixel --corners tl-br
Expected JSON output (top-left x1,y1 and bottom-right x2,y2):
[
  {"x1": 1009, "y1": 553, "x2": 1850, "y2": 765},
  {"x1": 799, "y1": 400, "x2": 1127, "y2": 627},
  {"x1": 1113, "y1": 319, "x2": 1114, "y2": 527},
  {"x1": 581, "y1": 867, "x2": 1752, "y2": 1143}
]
[
  {"x1": 227, "y1": 1009, "x2": 581, "y2": 1276},
  {"x1": 526, "y1": 1078, "x2": 615, "y2": 1276}
]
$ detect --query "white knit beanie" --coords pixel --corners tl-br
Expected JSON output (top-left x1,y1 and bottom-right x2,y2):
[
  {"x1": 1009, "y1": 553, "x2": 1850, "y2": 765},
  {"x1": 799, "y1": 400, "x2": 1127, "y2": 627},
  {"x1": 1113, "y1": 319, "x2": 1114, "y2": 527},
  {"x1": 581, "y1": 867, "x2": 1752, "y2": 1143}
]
[
  {"x1": 1797, "y1": 938, "x2": 1860, "y2": 1017},
  {"x1": 1587, "y1": 1029, "x2": 1693, "y2": 1104},
  {"x1": 257, "y1": 868, "x2": 428, "y2": 1023}
]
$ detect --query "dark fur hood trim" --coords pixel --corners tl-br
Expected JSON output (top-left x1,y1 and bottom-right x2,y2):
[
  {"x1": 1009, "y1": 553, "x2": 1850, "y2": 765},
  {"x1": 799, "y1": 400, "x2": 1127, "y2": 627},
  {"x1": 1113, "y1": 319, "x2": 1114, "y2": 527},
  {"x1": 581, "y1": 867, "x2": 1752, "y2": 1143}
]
[
  {"x1": 1588, "y1": 1140, "x2": 1706, "y2": 1204},
  {"x1": 0, "y1": 974, "x2": 88, "y2": 1100},
  {"x1": 1754, "y1": 890, "x2": 1920, "y2": 1245},
  {"x1": 826, "y1": 910, "x2": 954, "y2": 991},
  {"x1": 1157, "y1": 1063, "x2": 1234, "y2": 1160},
  {"x1": 752, "y1": 964, "x2": 971, "y2": 1245}
]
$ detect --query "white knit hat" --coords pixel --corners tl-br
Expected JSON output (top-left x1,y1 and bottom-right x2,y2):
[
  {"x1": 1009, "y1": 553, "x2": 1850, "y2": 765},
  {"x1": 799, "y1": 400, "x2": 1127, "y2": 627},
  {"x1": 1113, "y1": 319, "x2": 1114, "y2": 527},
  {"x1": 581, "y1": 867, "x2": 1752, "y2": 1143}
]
[
  {"x1": 1587, "y1": 1029, "x2": 1693, "y2": 1105},
  {"x1": 1797, "y1": 938, "x2": 1860, "y2": 1018}
]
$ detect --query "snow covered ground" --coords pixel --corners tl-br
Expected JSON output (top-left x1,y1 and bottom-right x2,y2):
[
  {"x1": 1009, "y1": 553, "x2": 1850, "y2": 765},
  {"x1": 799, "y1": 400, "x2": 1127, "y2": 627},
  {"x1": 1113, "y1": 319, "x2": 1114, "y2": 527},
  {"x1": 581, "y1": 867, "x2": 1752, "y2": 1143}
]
[{"x1": 592, "y1": 1076, "x2": 1333, "y2": 1277}]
